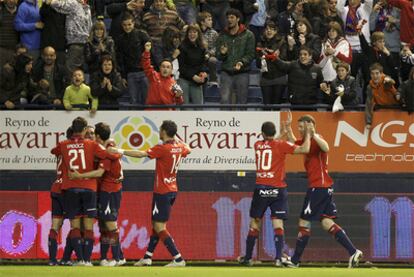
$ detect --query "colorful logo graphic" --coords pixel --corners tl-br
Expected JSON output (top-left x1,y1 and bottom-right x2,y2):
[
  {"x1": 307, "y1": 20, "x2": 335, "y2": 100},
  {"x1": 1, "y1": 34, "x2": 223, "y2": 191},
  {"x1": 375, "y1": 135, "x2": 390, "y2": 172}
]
[{"x1": 113, "y1": 116, "x2": 159, "y2": 164}]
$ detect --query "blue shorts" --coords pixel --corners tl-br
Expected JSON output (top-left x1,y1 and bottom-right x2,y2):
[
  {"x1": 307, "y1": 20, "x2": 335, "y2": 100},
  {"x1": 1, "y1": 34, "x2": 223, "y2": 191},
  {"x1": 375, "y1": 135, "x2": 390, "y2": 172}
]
[
  {"x1": 98, "y1": 190, "x2": 122, "y2": 221},
  {"x1": 249, "y1": 186, "x2": 288, "y2": 220},
  {"x1": 300, "y1": 187, "x2": 337, "y2": 221},
  {"x1": 63, "y1": 188, "x2": 97, "y2": 219},
  {"x1": 151, "y1": 192, "x2": 177, "y2": 222},
  {"x1": 51, "y1": 192, "x2": 65, "y2": 217}
]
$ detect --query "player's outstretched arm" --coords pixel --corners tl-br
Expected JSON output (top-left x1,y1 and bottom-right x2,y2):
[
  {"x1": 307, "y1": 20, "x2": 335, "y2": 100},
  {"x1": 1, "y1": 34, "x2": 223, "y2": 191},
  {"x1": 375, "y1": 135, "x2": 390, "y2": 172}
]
[
  {"x1": 68, "y1": 168, "x2": 105, "y2": 179},
  {"x1": 313, "y1": 134, "x2": 330, "y2": 152},
  {"x1": 108, "y1": 147, "x2": 148, "y2": 158}
]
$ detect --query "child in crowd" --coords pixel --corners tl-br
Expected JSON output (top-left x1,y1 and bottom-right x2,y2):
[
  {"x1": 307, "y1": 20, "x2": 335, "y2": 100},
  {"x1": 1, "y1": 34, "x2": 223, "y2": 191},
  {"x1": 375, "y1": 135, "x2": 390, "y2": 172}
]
[
  {"x1": 198, "y1": 11, "x2": 218, "y2": 86},
  {"x1": 321, "y1": 62, "x2": 358, "y2": 106},
  {"x1": 63, "y1": 69, "x2": 98, "y2": 112}
]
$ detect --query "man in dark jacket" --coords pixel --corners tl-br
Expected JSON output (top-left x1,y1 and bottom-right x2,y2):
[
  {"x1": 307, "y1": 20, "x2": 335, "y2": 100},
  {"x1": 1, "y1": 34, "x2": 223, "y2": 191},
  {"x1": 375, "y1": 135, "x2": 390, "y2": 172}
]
[
  {"x1": 216, "y1": 8, "x2": 255, "y2": 104},
  {"x1": 32, "y1": 46, "x2": 65, "y2": 105},
  {"x1": 0, "y1": 0, "x2": 19, "y2": 68},
  {"x1": 39, "y1": 1, "x2": 66, "y2": 67},
  {"x1": 107, "y1": 0, "x2": 146, "y2": 42},
  {"x1": 273, "y1": 46, "x2": 324, "y2": 105},
  {"x1": 116, "y1": 12, "x2": 150, "y2": 104}
]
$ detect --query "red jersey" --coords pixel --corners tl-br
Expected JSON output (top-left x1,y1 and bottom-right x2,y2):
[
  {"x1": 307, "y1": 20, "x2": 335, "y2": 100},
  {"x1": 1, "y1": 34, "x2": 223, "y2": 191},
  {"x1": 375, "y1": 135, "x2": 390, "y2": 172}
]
[
  {"x1": 98, "y1": 141, "x2": 123, "y2": 193},
  {"x1": 295, "y1": 138, "x2": 333, "y2": 188},
  {"x1": 51, "y1": 155, "x2": 64, "y2": 194},
  {"x1": 254, "y1": 139, "x2": 297, "y2": 188},
  {"x1": 142, "y1": 51, "x2": 184, "y2": 109},
  {"x1": 147, "y1": 141, "x2": 190, "y2": 194},
  {"x1": 51, "y1": 135, "x2": 119, "y2": 192}
]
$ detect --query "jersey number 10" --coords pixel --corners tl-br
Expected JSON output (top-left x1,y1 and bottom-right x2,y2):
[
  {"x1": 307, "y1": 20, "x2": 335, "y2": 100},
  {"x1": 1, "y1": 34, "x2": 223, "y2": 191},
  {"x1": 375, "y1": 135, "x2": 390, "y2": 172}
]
[{"x1": 256, "y1": 149, "x2": 272, "y2": 171}]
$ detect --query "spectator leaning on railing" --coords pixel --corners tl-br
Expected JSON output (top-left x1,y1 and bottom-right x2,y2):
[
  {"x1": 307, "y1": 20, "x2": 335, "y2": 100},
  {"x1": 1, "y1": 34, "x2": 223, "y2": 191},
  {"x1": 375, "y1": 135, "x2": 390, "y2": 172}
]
[
  {"x1": 320, "y1": 62, "x2": 359, "y2": 106},
  {"x1": 365, "y1": 63, "x2": 400, "y2": 130},
  {"x1": 63, "y1": 69, "x2": 98, "y2": 112}
]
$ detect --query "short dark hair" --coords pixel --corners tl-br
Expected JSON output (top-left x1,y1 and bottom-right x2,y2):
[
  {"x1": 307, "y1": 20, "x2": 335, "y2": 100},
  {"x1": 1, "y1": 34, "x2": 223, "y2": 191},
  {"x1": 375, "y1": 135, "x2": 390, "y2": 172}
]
[
  {"x1": 160, "y1": 59, "x2": 173, "y2": 67},
  {"x1": 299, "y1": 45, "x2": 313, "y2": 56},
  {"x1": 370, "y1": 63, "x2": 383, "y2": 73},
  {"x1": 298, "y1": 115, "x2": 316, "y2": 125},
  {"x1": 95, "y1": 122, "x2": 111, "y2": 141},
  {"x1": 161, "y1": 120, "x2": 177, "y2": 138},
  {"x1": 72, "y1": 117, "x2": 88, "y2": 133},
  {"x1": 15, "y1": 43, "x2": 28, "y2": 52},
  {"x1": 66, "y1": 126, "x2": 73, "y2": 139},
  {"x1": 261, "y1": 122, "x2": 276, "y2": 137},
  {"x1": 121, "y1": 12, "x2": 135, "y2": 22},
  {"x1": 226, "y1": 8, "x2": 242, "y2": 20}
]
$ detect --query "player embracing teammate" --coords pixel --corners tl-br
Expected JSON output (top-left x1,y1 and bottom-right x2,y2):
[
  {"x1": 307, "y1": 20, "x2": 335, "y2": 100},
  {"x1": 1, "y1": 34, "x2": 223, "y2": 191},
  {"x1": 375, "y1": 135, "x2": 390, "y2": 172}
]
[
  {"x1": 50, "y1": 117, "x2": 120, "y2": 266},
  {"x1": 283, "y1": 114, "x2": 363, "y2": 268},
  {"x1": 238, "y1": 121, "x2": 312, "y2": 266}
]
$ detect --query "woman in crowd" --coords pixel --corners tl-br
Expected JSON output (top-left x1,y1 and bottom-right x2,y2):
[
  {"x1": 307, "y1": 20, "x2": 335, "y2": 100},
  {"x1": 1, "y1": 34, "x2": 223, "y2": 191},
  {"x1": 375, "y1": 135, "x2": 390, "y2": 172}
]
[
  {"x1": 287, "y1": 18, "x2": 321, "y2": 62},
  {"x1": 90, "y1": 55, "x2": 125, "y2": 108},
  {"x1": 177, "y1": 24, "x2": 207, "y2": 105},
  {"x1": 85, "y1": 20, "x2": 116, "y2": 75},
  {"x1": 318, "y1": 21, "x2": 352, "y2": 81}
]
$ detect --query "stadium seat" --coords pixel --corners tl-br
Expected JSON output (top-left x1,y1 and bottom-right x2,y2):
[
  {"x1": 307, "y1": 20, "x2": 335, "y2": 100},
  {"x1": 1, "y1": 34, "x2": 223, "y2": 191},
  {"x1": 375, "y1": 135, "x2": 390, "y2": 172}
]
[
  {"x1": 247, "y1": 87, "x2": 263, "y2": 104},
  {"x1": 204, "y1": 85, "x2": 221, "y2": 103}
]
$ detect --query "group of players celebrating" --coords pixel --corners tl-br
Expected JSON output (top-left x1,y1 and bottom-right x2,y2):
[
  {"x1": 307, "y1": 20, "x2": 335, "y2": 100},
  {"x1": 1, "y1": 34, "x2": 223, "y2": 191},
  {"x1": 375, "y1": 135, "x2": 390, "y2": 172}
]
[
  {"x1": 48, "y1": 113, "x2": 362, "y2": 268},
  {"x1": 49, "y1": 116, "x2": 190, "y2": 267}
]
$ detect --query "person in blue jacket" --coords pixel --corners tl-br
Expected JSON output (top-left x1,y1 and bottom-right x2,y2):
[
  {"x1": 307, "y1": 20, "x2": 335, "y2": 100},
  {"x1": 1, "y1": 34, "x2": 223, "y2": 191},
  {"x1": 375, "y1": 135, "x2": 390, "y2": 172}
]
[{"x1": 14, "y1": 0, "x2": 43, "y2": 61}]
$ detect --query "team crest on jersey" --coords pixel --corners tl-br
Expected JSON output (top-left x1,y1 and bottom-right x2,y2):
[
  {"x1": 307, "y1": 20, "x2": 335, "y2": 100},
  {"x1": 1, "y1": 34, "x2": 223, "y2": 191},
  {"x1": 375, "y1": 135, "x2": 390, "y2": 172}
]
[{"x1": 113, "y1": 116, "x2": 159, "y2": 164}]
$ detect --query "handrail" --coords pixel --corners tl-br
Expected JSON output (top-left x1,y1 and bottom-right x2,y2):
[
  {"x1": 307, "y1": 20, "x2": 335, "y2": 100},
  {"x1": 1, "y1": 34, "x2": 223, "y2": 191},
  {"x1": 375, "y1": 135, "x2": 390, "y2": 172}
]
[{"x1": 0, "y1": 103, "x2": 404, "y2": 111}]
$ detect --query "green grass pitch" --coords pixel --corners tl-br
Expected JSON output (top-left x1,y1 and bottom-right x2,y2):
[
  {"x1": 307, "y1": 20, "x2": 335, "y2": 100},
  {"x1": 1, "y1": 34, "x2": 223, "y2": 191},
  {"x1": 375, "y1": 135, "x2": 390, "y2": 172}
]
[{"x1": 1, "y1": 266, "x2": 413, "y2": 277}]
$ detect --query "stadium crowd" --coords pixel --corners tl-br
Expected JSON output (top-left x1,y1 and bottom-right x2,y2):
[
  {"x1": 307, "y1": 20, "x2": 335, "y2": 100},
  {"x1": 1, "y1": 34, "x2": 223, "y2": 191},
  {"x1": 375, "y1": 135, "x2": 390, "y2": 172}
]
[{"x1": 0, "y1": 0, "x2": 413, "y2": 117}]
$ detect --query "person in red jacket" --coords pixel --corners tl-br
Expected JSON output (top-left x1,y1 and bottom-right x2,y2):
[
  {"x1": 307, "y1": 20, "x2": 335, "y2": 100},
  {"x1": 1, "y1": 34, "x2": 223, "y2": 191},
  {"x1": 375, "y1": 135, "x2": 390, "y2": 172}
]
[
  {"x1": 388, "y1": 0, "x2": 414, "y2": 47},
  {"x1": 142, "y1": 41, "x2": 184, "y2": 109}
]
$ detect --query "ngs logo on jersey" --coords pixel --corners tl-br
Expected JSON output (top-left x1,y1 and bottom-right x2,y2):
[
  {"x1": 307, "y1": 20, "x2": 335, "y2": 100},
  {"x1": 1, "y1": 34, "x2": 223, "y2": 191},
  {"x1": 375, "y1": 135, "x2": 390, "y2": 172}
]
[{"x1": 334, "y1": 120, "x2": 414, "y2": 162}]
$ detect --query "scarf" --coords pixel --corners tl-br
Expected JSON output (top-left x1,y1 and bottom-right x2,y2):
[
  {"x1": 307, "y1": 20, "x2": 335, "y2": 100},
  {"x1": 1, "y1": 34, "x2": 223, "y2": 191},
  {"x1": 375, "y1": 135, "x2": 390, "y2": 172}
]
[{"x1": 345, "y1": 5, "x2": 360, "y2": 36}]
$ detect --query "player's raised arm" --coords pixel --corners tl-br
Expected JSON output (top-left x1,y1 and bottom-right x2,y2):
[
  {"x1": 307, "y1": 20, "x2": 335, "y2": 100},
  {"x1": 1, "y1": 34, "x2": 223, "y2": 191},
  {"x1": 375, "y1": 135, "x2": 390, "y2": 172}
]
[
  {"x1": 313, "y1": 134, "x2": 330, "y2": 152},
  {"x1": 283, "y1": 111, "x2": 297, "y2": 143},
  {"x1": 175, "y1": 136, "x2": 192, "y2": 154},
  {"x1": 108, "y1": 146, "x2": 148, "y2": 158},
  {"x1": 68, "y1": 168, "x2": 105, "y2": 179},
  {"x1": 293, "y1": 123, "x2": 311, "y2": 154}
]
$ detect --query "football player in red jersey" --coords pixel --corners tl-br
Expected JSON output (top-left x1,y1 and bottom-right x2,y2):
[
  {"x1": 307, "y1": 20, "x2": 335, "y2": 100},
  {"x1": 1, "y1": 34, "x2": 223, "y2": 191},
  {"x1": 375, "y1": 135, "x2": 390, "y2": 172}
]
[
  {"x1": 48, "y1": 127, "x2": 73, "y2": 266},
  {"x1": 51, "y1": 117, "x2": 120, "y2": 266},
  {"x1": 109, "y1": 120, "x2": 191, "y2": 267},
  {"x1": 70, "y1": 122, "x2": 125, "y2": 267},
  {"x1": 238, "y1": 121, "x2": 311, "y2": 267},
  {"x1": 283, "y1": 114, "x2": 362, "y2": 268}
]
